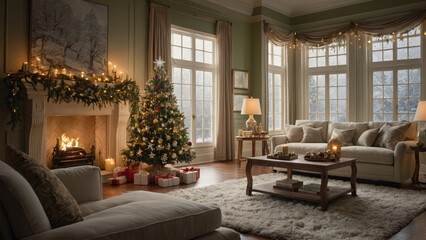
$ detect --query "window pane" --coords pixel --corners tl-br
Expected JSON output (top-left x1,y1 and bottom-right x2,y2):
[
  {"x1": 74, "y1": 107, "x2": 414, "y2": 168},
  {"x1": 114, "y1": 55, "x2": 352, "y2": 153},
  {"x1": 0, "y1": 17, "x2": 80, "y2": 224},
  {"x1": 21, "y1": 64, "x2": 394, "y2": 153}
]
[
  {"x1": 196, "y1": 50, "x2": 203, "y2": 62},
  {"x1": 205, "y1": 52, "x2": 213, "y2": 64},
  {"x1": 173, "y1": 67, "x2": 181, "y2": 83},
  {"x1": 182, "y1": 69, "x2": 191, "y2": 84},
  {"x1": 172, "y1": 33, "x2": 181, "y2": 46},
  {"x1": 182, "y1": 36, "x2": 191, "y2": 48},
  {"x1": 182, "y1": 48, "x2": 192, "y2": 61},
  {"x1": 205, "y1": 40, "x2": 213, "y2": 52},
  {"x1": 172, "y1": 46, "x2": 181, "y2": 59},
  {"x1": 195, "y1": 39, "x2": 203, "y2": 50}
]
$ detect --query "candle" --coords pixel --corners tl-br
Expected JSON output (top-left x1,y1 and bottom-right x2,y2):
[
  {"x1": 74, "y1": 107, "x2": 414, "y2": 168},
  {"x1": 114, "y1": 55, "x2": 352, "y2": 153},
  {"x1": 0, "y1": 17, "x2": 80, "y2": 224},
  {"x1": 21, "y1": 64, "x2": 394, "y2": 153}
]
[
  {"x1": 282, "y1": 145, "x2": 289, "y2": 156},
  {"x1": 105, "y1": 158, "x2": 115, "y2": 171},
  {"x1": 36, "y1": 57, "x2": 40, "y2": 69},
  {"x1": 22, "y1": 62, "x2": 28, "y2": 72},
  {"x1": 238, "y1": 129, "x2": 243, "y2": 136},
  {"x1": 53, "y1": 69, "x2": 58, "y2": 77},
  {"x1": 81, "y1": 72, "x2": 85, "y2": 78},
  {"x1": 61, "y1": 68, "x2": 66, "y2": 74}
]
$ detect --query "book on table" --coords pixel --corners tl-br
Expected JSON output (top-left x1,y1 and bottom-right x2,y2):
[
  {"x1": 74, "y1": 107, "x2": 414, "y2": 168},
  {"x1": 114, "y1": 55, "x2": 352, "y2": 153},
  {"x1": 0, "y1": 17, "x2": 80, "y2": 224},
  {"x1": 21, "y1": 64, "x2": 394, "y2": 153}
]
[
  {"x1": 298, "y1": 183, "x2": 329, "y2": 194},
  {"x1": 275, "y1": 179, "x2": 303, "y2": 190}
]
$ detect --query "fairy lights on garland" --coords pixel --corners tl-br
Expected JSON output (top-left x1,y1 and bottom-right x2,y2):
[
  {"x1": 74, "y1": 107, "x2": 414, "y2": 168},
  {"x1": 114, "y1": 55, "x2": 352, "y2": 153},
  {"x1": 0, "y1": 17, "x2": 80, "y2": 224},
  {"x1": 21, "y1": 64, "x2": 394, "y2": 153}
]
[{"x1": 4, "y1": 64, "x2": 140, "y2": 131}]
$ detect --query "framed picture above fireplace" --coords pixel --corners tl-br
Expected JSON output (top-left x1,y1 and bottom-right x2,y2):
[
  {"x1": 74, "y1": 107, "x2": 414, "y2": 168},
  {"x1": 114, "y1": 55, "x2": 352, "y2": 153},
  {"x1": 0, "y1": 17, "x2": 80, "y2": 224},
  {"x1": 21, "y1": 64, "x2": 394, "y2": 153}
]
[{"x1": 30, "y1": 0, "x2": 108, "y2": 75}]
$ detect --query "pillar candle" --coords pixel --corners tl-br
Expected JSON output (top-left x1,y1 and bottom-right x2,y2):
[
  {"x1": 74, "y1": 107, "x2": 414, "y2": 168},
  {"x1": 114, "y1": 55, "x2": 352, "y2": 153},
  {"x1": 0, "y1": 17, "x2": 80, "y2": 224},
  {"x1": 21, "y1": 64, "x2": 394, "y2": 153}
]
[
  {"x1": 105, "y1": 158, "x2": 115, "y2": 171},
  {"x1": 238, "y1": 129, "x2": 243, "y2": 136},
  {"x1": 282, "y1": 145, "x2": 289, "y2": 155}
]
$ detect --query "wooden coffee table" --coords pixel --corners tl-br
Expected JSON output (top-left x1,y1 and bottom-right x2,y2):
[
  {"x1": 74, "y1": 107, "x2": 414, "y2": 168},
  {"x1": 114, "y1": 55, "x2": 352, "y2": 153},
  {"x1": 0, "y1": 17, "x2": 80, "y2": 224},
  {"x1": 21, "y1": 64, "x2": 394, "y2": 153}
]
[{"x1": 246, "y1": 155, "x2": 357, "y2": 210}]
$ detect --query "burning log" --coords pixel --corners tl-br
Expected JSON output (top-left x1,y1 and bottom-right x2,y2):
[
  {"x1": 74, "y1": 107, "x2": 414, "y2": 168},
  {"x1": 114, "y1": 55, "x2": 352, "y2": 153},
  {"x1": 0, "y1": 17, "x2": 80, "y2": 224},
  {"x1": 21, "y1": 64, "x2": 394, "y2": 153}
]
[{"x1": 51, "y1": 134, "x2": 95, "y2": 169}]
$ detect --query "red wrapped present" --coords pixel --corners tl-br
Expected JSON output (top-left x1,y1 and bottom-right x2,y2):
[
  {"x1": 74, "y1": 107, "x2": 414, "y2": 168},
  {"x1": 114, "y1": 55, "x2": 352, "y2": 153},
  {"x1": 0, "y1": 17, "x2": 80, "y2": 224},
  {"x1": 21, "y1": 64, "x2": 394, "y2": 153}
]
[
  {"x1": 124, "y1": 167, "x2": 139, "y2": 183},
  {"x1": 153, "y1": 174, "x2": 169, "y2": 185},
  {"x1": 158, "y1": 175, "x2": 180, "y2": 187},
  {"x1": 109, "y1": 176, "x2": 127, "y2": 185}
]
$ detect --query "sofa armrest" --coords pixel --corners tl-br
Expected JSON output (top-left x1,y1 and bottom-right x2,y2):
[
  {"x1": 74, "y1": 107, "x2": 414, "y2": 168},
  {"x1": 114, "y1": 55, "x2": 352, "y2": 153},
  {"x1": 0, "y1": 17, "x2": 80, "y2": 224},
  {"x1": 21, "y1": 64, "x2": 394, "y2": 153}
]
[
  {"x1": 394, "y1": 141, "x2": 417, "y2": 183},
  {"x1": 51, "y1": 166, "x2": 102, "y2": 203},
  {"x1": 271, "y1": 135, "x2": 288, "y2": 153}
]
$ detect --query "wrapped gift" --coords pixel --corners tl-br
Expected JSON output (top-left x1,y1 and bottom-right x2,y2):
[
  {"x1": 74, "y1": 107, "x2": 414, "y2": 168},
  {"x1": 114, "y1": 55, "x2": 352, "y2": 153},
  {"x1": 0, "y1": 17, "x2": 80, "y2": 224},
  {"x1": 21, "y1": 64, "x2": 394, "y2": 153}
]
[
  {"x1": 109, "y1": 175, "x2": 127, "y2": 185},
  {"x1": 179, "y1": 166, "x2": 200, "y2": 180},
  {"x1": 179, "y1": 171, "x2": 197, "y2": 184},
  {"x1": 158, "y1": 175, "x2": 180, "y2": 187},
  {"x1": 134, "y1": 164, "x2": 150, "y2": 185},
  {"x1": 113, "y1": 167, "x2": 125, "y2": 178},
  {"x1": 153, "y1": 174, "x2": 169, "y2": 185}
]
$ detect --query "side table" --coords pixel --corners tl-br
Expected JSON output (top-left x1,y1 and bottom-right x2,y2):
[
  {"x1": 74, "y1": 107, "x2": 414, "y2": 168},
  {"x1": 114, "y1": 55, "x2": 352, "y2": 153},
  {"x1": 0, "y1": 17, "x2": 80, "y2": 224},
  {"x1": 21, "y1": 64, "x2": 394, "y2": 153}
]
[
  {"x1": 236, "y1": 136, "x2": 270, "y2": 168},
  {"x1": 409, "y1": 146, "x2": 426, "y2": 190}
]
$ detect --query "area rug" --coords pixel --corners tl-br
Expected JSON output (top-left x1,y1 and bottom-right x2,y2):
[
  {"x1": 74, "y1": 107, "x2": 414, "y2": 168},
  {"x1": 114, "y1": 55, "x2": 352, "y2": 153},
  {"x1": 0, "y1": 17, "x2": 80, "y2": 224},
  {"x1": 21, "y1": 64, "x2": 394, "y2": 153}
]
[{"x1": 168, "y1": 173, "x2": 426, "y2": 240}]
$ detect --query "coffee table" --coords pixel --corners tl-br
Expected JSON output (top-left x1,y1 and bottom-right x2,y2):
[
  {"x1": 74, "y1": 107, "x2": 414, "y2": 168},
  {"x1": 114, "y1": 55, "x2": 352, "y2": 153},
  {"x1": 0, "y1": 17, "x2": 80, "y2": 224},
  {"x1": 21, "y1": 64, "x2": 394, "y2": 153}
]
[{"x1": 246, "y1": 155, "x2": 357, "y2": 210}]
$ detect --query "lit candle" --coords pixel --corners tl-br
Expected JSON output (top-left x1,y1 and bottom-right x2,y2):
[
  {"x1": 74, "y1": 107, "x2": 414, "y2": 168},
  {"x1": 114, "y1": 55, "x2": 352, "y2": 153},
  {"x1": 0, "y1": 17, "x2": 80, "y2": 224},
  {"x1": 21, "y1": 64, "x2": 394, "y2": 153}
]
[
  {"x1": 113, "y1": 65, "x2": 117, "y2": 71},
  {"x1": 36, "y1": 57, "x2": 40, "y2": 69},
  {"x1": 53, "y1": 69, "x2": 58, "y2": 77},
  {"x1": 238, "y1": 129, "x2": 243, "y2": 136},
  {"x1": 105, "y1": 158, "x2": 115, "y2": 171},
  {"x1": 61, "y1": 68, "x2": 66, "y2": 75},
  {"x1": 282, "y1": 145, "x2": 289, "y2": 156},
  {"x1": 81, "y1": 72, "x2": 85, "y2": 78},
  {"x1": 22, "y1": 62, "x2": 28, "y2": 72}
]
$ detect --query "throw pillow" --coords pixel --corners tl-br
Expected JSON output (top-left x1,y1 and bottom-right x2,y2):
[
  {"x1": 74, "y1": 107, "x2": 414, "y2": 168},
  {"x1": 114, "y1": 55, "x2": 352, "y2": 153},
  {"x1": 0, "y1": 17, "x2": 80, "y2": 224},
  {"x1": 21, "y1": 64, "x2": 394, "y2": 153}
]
[
  {"x1": 373, "y1": 123, "x2": 411, "y2": 150},
  {"x1": 356, "y1": 128, "x2": 380, "y2": 146},
  {"x1": 5, "y1": 145, "x2": 83, "y2": 228},
  {"x1": 284, "y1": 124, "x2": 303, "y2": 142},
  {"x1": 301, "y1": 126, "x2": 324, "y2": 143},
  {"x1": 329, "y1": 128, "x2": 356, "y2": 146}
]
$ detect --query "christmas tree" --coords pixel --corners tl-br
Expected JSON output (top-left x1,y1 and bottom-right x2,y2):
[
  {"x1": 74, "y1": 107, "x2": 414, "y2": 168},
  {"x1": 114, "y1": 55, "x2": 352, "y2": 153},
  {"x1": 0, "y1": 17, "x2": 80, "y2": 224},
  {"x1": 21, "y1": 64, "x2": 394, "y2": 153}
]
[{"x1": 122, "y1": 58, "x2": 195, "y2": 166}]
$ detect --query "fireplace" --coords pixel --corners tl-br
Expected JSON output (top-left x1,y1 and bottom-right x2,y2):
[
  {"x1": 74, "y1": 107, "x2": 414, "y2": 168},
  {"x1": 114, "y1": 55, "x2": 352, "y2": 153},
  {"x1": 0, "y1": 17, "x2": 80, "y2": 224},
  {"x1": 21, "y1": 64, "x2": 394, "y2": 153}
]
[
  {"x1": 51, "y1": 133, "x2": 95, "y2": 168},
  {"x1": 24, "y1": 82, "x2": 130, "y2": 168}
]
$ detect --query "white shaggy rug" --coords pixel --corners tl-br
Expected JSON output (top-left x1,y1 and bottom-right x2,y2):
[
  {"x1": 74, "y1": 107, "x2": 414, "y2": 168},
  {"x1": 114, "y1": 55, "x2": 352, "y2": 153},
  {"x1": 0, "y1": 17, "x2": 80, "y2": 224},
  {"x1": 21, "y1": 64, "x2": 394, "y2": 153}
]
[{"x1": 169, "y1": 173, "x2": 426, "y2": 240}]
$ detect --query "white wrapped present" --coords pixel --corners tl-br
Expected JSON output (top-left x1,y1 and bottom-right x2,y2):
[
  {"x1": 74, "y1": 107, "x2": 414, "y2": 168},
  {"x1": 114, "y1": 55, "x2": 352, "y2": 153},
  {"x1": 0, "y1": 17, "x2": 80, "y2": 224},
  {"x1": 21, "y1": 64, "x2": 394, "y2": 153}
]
[
  {"x1": 158, "y1": 176, "x2": 180, "y2": 188},
  {"x1": 112, "y1": 167, "x2": 125, "y2": 178},
  {"x1": 179, "y1": 171, "x2": 197, "y2": 184},
  {"x1": 134, "y1": 171, "x2": 150, "y2": 185}
]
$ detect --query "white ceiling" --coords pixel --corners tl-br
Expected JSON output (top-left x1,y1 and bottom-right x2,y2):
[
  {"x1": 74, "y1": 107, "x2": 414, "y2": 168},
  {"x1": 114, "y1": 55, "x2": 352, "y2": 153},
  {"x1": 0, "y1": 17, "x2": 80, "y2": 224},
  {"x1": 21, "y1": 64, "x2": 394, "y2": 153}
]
[{"x1": 195, "y1": 0, "x2": 373, "y2": 17}]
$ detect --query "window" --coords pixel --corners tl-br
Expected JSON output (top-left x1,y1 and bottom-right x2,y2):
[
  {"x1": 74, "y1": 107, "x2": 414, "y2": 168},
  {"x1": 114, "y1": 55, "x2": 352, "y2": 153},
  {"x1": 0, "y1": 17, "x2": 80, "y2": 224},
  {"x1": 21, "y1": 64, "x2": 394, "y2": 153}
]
[
  {"x1": 171, "y1": 28, "x2": 215, "y2": 145},
  {"x1": 268, "y1": 41, "x2": 285, "y2": 131},
  {"x1": 369, "y1": 26, "x2": 422, "y2": 121},
  {"x1": 306, "y1": 41, "x2": 348, "y2": 121}
]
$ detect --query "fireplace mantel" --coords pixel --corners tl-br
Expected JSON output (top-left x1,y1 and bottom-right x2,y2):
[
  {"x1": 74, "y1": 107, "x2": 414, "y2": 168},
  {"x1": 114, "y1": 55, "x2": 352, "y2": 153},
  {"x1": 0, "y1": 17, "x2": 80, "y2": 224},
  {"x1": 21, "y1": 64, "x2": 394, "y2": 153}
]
[{"x1": 24, "y1": 82, "x2": 130, "y2": 167}]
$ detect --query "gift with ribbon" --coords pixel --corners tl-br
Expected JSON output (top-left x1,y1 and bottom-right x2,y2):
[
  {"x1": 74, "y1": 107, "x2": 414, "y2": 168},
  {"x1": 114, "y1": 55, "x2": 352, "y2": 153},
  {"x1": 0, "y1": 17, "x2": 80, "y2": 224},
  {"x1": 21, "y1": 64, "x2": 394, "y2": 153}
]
[
  {"x1": 109, "y1": 175, "x2": 127, "y2": 185},
  {"x1": 134, "y1": 164, "x2": 150, "y2": 185},
  {"x1": 177, "y1": 169, "x2": 197, "y2": 184},
  {"x1": 123, "y1": 163, "x2": 140, "y2": 183},
  {"x1": 158, "y1": 174, "x2": 180, "y2": 188},
  {"x1": 113, "y1": 167, "x2": 125, "y2": 178},
  {"x1": 180, "y1": 166, "x2": 200, "y2": 180}
]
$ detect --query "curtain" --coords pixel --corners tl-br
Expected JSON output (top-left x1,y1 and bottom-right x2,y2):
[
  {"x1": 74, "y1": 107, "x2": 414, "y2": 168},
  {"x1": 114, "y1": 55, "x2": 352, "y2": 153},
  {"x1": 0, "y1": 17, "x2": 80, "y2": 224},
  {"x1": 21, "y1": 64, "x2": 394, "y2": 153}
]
[
  {"x1": 215, "y1": 20, "x2": 234, "y2": 161},
  {"x1": 266, "y1": 10, "x2": 426, "y2": 47},
  {"x1": 147, "y1": 2, "x2": 171, "y2": 81}
]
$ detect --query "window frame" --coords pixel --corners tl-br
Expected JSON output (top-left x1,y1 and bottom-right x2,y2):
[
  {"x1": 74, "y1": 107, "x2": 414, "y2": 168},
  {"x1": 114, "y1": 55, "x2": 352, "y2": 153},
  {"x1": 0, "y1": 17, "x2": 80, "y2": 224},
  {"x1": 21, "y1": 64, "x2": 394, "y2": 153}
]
[
  {"x1": 367, "y1": 26, "x2": 422, "y2": 122},
  {"x1": 171, "y1": 26, "x2": 216, "y2": 147},
  {"x1": 305, "y1": 41, "x2": 349, "y2": 121},
  {"x1": 267, "y1": 41, "x2": 286, "y2": 133}
]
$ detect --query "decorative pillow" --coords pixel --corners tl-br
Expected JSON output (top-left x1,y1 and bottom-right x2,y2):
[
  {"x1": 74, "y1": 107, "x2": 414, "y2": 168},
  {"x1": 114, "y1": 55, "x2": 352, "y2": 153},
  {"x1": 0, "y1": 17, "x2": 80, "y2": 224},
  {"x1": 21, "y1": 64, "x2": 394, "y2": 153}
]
[
  {"x1": 284, "y1": 124, "x2": 303, "y2": 142},
  {"x1": 329, "y1": 128, "x2": 356, "y2": 146},
  {"x1": 356, "y1": 128, "x2": 380, "y2": 146},
  {"x1": 373, "y1": 123, "x2": 411, "y2": 150},
  {"x1": 6, "y1": 145, "x2": 83, "y2": 228},
  {"x1": 301, "y1": 126, "x2": 324, "y2": 143}
]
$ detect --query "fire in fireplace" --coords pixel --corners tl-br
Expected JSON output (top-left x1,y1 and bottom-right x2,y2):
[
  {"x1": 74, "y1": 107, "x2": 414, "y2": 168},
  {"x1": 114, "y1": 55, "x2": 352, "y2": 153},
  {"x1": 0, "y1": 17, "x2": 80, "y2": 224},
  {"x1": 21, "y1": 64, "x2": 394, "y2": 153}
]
[{"x1": 52, "y1": 133, "x2": 95, "y2": 169}]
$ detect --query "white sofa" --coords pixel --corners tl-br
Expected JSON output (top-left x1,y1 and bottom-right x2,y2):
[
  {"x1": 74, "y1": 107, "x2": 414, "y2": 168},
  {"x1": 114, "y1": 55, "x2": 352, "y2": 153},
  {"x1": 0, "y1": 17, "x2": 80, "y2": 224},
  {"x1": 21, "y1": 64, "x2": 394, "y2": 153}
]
[
  {"x1": 0, "y1": 162, "x2": 240, "y2": 240},
  {"x1": 271, "y1": 120, "x2": 417, "y2": 183}
]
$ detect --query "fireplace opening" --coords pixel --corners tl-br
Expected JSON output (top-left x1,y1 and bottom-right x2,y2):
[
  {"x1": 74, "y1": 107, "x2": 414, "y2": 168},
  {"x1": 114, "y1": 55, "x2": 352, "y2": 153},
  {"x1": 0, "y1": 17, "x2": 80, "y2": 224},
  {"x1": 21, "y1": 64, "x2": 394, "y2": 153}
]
[{"x1": 46, "y1": 115, "x2": 107, "y2": 169}]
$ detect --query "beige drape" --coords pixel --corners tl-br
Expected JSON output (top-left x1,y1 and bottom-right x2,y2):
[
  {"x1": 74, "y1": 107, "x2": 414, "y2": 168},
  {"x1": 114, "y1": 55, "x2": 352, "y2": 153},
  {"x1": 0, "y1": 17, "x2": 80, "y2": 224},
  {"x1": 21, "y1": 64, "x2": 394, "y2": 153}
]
[
  {"x1": 215, "y1": 21, "x2": 234, "y2": 161},
  {"x1": 266, "y1": 10, "x2": 426, "y2": 47},
  {"x1": 147, "y1": 3, "x2": 171, "y2": 81}
]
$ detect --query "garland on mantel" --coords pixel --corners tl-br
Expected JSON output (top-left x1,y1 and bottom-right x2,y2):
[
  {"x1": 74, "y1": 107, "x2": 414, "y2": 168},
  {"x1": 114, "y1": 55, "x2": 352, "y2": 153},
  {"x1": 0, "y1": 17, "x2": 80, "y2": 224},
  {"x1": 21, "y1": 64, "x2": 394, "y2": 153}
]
[{"x1": 3, "y1": 71, "x2": 140, "y2": 130}]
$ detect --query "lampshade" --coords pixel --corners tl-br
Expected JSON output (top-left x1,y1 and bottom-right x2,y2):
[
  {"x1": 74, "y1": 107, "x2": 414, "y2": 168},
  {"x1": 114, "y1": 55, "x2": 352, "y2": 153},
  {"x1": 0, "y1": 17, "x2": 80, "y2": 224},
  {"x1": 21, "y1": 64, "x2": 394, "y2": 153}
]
[
  {"x1": 414, "y1": 101, "x2": 426, "y2": 121},
  {"x1": 241, "y1": 98, "x2": 261, "y2": 115}
]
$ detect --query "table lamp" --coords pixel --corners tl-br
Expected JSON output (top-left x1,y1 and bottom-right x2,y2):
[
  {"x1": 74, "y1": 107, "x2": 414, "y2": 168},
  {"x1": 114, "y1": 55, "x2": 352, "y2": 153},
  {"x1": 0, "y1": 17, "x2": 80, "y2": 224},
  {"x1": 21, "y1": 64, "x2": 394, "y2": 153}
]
[
  {"x1": 241, "y1": 97, "x2": 261, "y2": 131},
  {"x1": 414, "y1": 101, "x2": 426, "y2": 144}
]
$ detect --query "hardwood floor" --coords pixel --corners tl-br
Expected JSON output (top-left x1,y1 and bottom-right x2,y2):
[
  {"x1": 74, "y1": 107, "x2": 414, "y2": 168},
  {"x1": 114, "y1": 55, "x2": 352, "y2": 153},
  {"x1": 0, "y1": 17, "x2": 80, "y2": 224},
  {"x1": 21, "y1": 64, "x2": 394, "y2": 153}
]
[{"x1": 103, "y1": 160, "x2": 426, "y2": 240}]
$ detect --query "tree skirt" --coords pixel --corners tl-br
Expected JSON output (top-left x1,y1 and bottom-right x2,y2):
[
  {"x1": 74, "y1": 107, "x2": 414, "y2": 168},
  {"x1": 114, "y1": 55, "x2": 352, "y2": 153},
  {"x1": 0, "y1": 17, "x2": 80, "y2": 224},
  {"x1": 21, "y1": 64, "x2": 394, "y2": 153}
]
[{"x1": 168, "y1": 173, "x2": 426, "y2": 240}]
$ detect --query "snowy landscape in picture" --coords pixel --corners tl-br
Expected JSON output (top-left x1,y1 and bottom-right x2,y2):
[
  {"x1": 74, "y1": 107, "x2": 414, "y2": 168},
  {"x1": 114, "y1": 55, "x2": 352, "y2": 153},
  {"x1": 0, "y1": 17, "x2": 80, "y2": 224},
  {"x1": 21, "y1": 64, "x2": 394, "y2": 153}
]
[{"x1": 31, "y1": 0, "x2": 108, "y2": 75}]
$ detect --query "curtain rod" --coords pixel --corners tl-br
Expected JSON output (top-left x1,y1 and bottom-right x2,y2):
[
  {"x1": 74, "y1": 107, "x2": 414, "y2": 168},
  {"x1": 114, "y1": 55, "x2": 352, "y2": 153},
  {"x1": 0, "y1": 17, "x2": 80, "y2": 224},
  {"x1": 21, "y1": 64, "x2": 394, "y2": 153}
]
[{"x1": 147, "y1": 0, "x2": 231, "y2": 25}]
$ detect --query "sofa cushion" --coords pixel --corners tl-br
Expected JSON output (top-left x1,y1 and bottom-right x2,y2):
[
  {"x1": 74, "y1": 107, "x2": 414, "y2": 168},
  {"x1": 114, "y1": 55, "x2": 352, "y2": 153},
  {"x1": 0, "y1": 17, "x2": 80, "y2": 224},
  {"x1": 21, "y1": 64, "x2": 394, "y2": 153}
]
[
  {"x1": 329, "y1": 128, "x2": 356, "y2": 146},
  {"x1": 6, "y1": 145, "x2": 83, "y2": 228},
  {"x1": 368, "y1": 121, "x2": 417, "y2": 140},
  {"x1": 301, "y1": 126, "x2": 324, "y2": 143},
  {"x1": 0, "y1": 160, "x2": 51, "y2": 239},
  {"x1": 374, "y1": 123, "x2": 411, "y2": 150},
  {"x1": 26, "y1": 191, "x2": 222, "y2": 240},
  {"x1": 275, "y1": 143, "x2": 328, "y2": 154},
  {"x1": 357, "y1": 128, "x2": 380, "y2": 146},
  {"x1": 327, "y1": 122, "x2": 369, "y2": 144},
  {"x1": 284, "y1": 124, "x2": 303, "y2": 142},
  {"x1": 341, "y1": 146, "x2": 394, "y2": 165},
  {"x1": 296, "y1": 120, "x2": 328, "y2": 142}
]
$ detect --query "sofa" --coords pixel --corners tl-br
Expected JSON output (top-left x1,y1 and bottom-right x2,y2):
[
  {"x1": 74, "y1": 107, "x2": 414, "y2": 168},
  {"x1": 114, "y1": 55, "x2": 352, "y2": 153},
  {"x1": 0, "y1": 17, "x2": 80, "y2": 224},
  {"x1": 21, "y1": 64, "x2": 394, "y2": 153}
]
[
  {"x1": 271, "y1": 120, "x2": 417, "y2": 183},
  {"x1": 0, "y1": 161, "x2": 240, "y2": 240}
]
